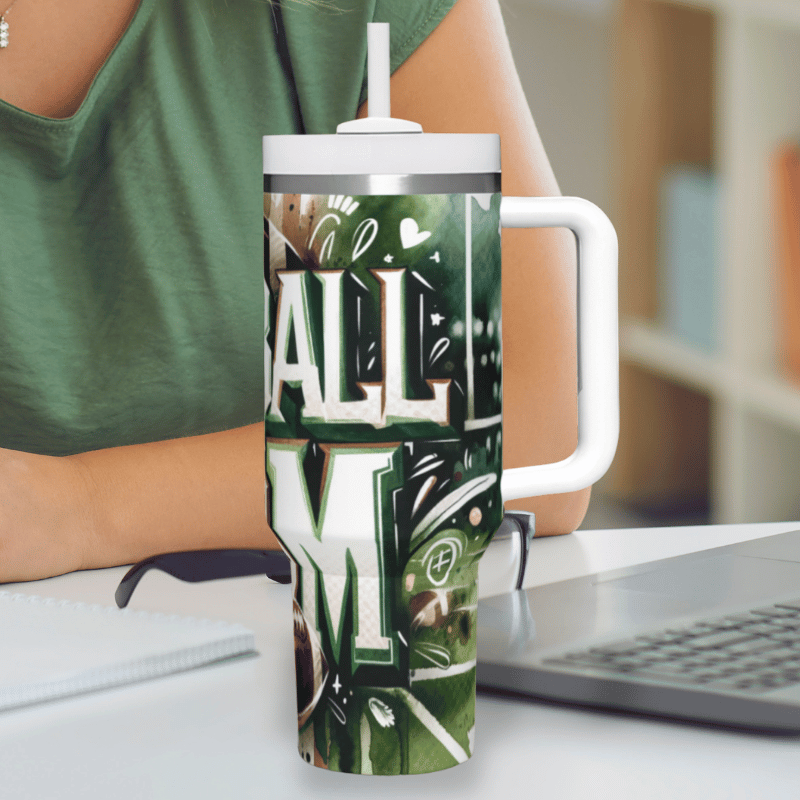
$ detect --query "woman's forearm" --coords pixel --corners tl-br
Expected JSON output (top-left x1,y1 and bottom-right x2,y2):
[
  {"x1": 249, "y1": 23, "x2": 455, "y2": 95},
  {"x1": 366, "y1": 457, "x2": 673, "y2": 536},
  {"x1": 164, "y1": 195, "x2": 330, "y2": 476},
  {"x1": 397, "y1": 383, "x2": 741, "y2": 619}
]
[{"x1": 72, "y1": 423, "x2": 279, "y2": 570}]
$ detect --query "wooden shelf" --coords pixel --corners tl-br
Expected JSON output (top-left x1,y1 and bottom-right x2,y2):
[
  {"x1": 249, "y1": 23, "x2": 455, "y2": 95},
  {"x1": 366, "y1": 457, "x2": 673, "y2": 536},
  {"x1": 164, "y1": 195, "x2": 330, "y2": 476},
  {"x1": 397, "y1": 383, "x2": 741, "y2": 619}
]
[
  {"x1": 622, "y1": 319, "x2": 800, "y2": 432},
  {"x1": 620, "y1": 320, "x2": 724, "y2": 395}
]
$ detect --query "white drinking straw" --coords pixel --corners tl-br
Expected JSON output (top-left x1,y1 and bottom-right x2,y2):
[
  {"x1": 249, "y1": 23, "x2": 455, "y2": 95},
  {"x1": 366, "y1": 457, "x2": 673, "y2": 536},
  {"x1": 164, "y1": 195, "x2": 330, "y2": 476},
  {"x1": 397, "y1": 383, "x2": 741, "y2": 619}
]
[{"x1": 367, "y1": 23, "x2": 391, "y2": 119}]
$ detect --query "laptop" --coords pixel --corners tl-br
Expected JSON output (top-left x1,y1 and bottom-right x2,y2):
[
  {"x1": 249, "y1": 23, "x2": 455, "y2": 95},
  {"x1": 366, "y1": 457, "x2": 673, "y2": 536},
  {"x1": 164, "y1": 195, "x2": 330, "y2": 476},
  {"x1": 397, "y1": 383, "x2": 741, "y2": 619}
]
[{"x1": 476, "y1": 528, "x2": 800, "y2": 733}]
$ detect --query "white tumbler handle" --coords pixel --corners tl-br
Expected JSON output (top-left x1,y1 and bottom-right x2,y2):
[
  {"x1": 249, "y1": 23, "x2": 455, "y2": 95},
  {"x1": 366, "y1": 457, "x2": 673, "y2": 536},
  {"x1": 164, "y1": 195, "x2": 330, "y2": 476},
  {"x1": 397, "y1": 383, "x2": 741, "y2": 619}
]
[{"x1": 499, "y1": 196, "x2": 619, "y2": 500}]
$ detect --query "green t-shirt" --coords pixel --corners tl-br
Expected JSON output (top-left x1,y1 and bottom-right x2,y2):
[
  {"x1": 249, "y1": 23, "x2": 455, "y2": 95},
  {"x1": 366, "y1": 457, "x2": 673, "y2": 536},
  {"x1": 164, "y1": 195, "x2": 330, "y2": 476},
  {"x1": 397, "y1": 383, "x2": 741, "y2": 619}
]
[{"x1": 0, "y1": 0, "x2": 456, "y2": 456}]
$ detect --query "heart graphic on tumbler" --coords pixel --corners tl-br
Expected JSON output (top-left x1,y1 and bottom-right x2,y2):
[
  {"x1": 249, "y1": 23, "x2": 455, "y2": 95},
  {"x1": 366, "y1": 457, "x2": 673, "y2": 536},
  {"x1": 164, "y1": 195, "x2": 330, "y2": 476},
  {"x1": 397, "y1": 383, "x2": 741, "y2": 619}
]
[{"x1": 400, "y1": 218, "x2": 432, "y2": 249}]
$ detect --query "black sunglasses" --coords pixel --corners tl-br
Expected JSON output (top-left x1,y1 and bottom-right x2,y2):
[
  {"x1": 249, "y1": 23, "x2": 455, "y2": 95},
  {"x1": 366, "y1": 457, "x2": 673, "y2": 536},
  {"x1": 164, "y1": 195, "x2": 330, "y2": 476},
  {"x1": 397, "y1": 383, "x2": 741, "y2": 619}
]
[
  {"x1": 114, "y1": 511, "x2": 534, "y2": 608},
  {"x1": 114, "y1": 548, "x2": 292, "y2": 608}
]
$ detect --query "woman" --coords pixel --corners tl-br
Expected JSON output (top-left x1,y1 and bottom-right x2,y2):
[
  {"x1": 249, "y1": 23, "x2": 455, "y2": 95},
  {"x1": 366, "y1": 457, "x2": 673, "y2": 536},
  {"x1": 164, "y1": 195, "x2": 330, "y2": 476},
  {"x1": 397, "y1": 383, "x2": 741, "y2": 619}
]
[{"x1": 0, "y1": 0, "x2": 588, "y2": 582}]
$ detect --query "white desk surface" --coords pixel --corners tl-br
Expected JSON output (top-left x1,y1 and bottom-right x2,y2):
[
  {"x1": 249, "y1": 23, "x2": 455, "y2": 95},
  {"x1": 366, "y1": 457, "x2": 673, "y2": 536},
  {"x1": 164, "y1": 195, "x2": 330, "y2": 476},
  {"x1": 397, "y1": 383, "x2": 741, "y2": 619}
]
[{"x1": 3, "y1": 521, "x2": 800, "y2": 799}]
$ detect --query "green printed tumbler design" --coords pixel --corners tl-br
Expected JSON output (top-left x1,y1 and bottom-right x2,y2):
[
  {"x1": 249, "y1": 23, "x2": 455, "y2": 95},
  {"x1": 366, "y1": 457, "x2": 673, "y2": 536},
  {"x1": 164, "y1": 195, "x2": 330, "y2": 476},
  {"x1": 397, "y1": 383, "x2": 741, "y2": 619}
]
[{"x1": 264, "y1": 191, "x2": 504, "y2": 773}]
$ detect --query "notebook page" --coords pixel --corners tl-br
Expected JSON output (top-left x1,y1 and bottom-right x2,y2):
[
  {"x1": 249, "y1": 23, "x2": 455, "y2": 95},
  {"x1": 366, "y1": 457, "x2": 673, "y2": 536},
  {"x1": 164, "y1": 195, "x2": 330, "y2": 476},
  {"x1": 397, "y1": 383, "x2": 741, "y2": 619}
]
[{"x1": 1, "y1": 591, "x2": 256, "y2": 711}]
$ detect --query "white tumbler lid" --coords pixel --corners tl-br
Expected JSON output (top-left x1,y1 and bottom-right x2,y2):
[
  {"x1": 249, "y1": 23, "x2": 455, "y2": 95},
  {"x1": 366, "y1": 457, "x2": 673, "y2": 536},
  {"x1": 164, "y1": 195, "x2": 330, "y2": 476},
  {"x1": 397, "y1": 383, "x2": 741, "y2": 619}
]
[{"x1": 262, "y1": 133, "x2": 499, "y2": 177}]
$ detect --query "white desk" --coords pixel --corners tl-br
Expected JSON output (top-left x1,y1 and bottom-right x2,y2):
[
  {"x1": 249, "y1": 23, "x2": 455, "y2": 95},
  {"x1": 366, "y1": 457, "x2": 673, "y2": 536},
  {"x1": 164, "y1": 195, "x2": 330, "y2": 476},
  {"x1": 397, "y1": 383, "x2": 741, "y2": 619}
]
[{"x1": 2, "y1": 521, "x2": 800, "y2": 799}]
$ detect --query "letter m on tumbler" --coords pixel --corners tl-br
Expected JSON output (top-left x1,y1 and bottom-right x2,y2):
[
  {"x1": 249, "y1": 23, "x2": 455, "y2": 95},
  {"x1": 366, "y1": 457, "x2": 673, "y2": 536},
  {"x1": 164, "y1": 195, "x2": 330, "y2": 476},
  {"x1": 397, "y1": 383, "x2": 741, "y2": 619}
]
[{"x1": 266, "y1": 440, "x2": 402, "y2": 667}]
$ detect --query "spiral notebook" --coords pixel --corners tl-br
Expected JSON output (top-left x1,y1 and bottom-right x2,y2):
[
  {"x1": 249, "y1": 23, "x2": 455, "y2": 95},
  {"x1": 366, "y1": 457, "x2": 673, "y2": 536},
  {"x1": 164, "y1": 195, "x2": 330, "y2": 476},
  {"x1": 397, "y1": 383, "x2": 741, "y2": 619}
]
[{"x1": 0, "y1": 590, "x2": 256, "y2": 712}]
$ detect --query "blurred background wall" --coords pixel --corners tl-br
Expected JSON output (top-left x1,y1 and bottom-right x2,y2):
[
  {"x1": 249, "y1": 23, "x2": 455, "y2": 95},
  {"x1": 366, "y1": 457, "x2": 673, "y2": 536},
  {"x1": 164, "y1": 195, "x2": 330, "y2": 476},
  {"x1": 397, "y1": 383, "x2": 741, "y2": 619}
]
[{"x1": 500, "y1": 0, "x2": 800, "y2": 530}]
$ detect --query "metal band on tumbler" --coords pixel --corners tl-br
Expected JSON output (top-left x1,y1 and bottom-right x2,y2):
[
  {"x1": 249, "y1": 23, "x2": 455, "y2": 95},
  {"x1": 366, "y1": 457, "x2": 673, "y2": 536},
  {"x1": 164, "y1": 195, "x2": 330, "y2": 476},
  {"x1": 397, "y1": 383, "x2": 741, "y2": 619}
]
[{"x1": 264, "y1": 172, "x2": 500, "y2": 195}]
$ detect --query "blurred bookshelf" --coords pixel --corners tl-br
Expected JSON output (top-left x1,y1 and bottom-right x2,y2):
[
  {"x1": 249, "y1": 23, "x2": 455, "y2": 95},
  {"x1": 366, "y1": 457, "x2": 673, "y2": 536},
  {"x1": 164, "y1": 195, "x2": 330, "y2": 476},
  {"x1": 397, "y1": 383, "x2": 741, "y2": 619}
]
[{"x1": 606, "y1": 0, "x2": 800, "y2": 524}]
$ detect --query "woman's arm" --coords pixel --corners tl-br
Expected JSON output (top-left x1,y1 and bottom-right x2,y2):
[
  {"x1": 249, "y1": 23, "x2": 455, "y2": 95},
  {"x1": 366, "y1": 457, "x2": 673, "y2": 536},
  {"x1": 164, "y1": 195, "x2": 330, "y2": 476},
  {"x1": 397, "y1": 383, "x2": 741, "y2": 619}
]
[
  {"x1": 0, "y1": 426, "x2": 278, "y2": 583},
  {"x1": 376, "y1": 0, "x2": 591, "y2": 534}
]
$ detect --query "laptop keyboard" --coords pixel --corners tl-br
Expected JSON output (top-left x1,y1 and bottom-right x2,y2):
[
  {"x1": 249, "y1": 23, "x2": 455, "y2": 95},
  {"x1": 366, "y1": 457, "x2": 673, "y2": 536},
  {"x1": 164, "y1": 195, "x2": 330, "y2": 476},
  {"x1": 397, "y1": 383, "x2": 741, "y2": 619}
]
[{"x1": 544, "y1": 597, "x2": 800, "y2": 694}]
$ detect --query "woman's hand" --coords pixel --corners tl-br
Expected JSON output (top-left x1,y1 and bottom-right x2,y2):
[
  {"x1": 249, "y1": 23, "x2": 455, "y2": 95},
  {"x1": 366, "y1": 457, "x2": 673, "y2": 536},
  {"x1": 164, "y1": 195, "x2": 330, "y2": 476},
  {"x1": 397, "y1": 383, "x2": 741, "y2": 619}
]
[{"x1": 0, "y1": 447, "x2": 96, "y2": 583}]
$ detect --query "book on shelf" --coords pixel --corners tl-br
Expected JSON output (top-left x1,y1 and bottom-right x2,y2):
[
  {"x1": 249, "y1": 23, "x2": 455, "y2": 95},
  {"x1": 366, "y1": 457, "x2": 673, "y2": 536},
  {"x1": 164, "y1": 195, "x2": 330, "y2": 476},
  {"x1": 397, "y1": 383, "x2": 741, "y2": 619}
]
[
  {"x1": 658, "y1": 164, "x2": 719, "y2": 354},
  {"x1": 773, "y1": 142, "x2": 800, "y2": 382}
]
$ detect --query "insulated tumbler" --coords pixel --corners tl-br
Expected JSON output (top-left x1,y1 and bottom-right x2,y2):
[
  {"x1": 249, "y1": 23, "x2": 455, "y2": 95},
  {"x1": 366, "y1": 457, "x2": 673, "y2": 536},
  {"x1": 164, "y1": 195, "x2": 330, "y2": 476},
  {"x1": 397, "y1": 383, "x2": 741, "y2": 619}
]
[{"x1": 263, "y1": 23, "x2": 618, "y2": 775}]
